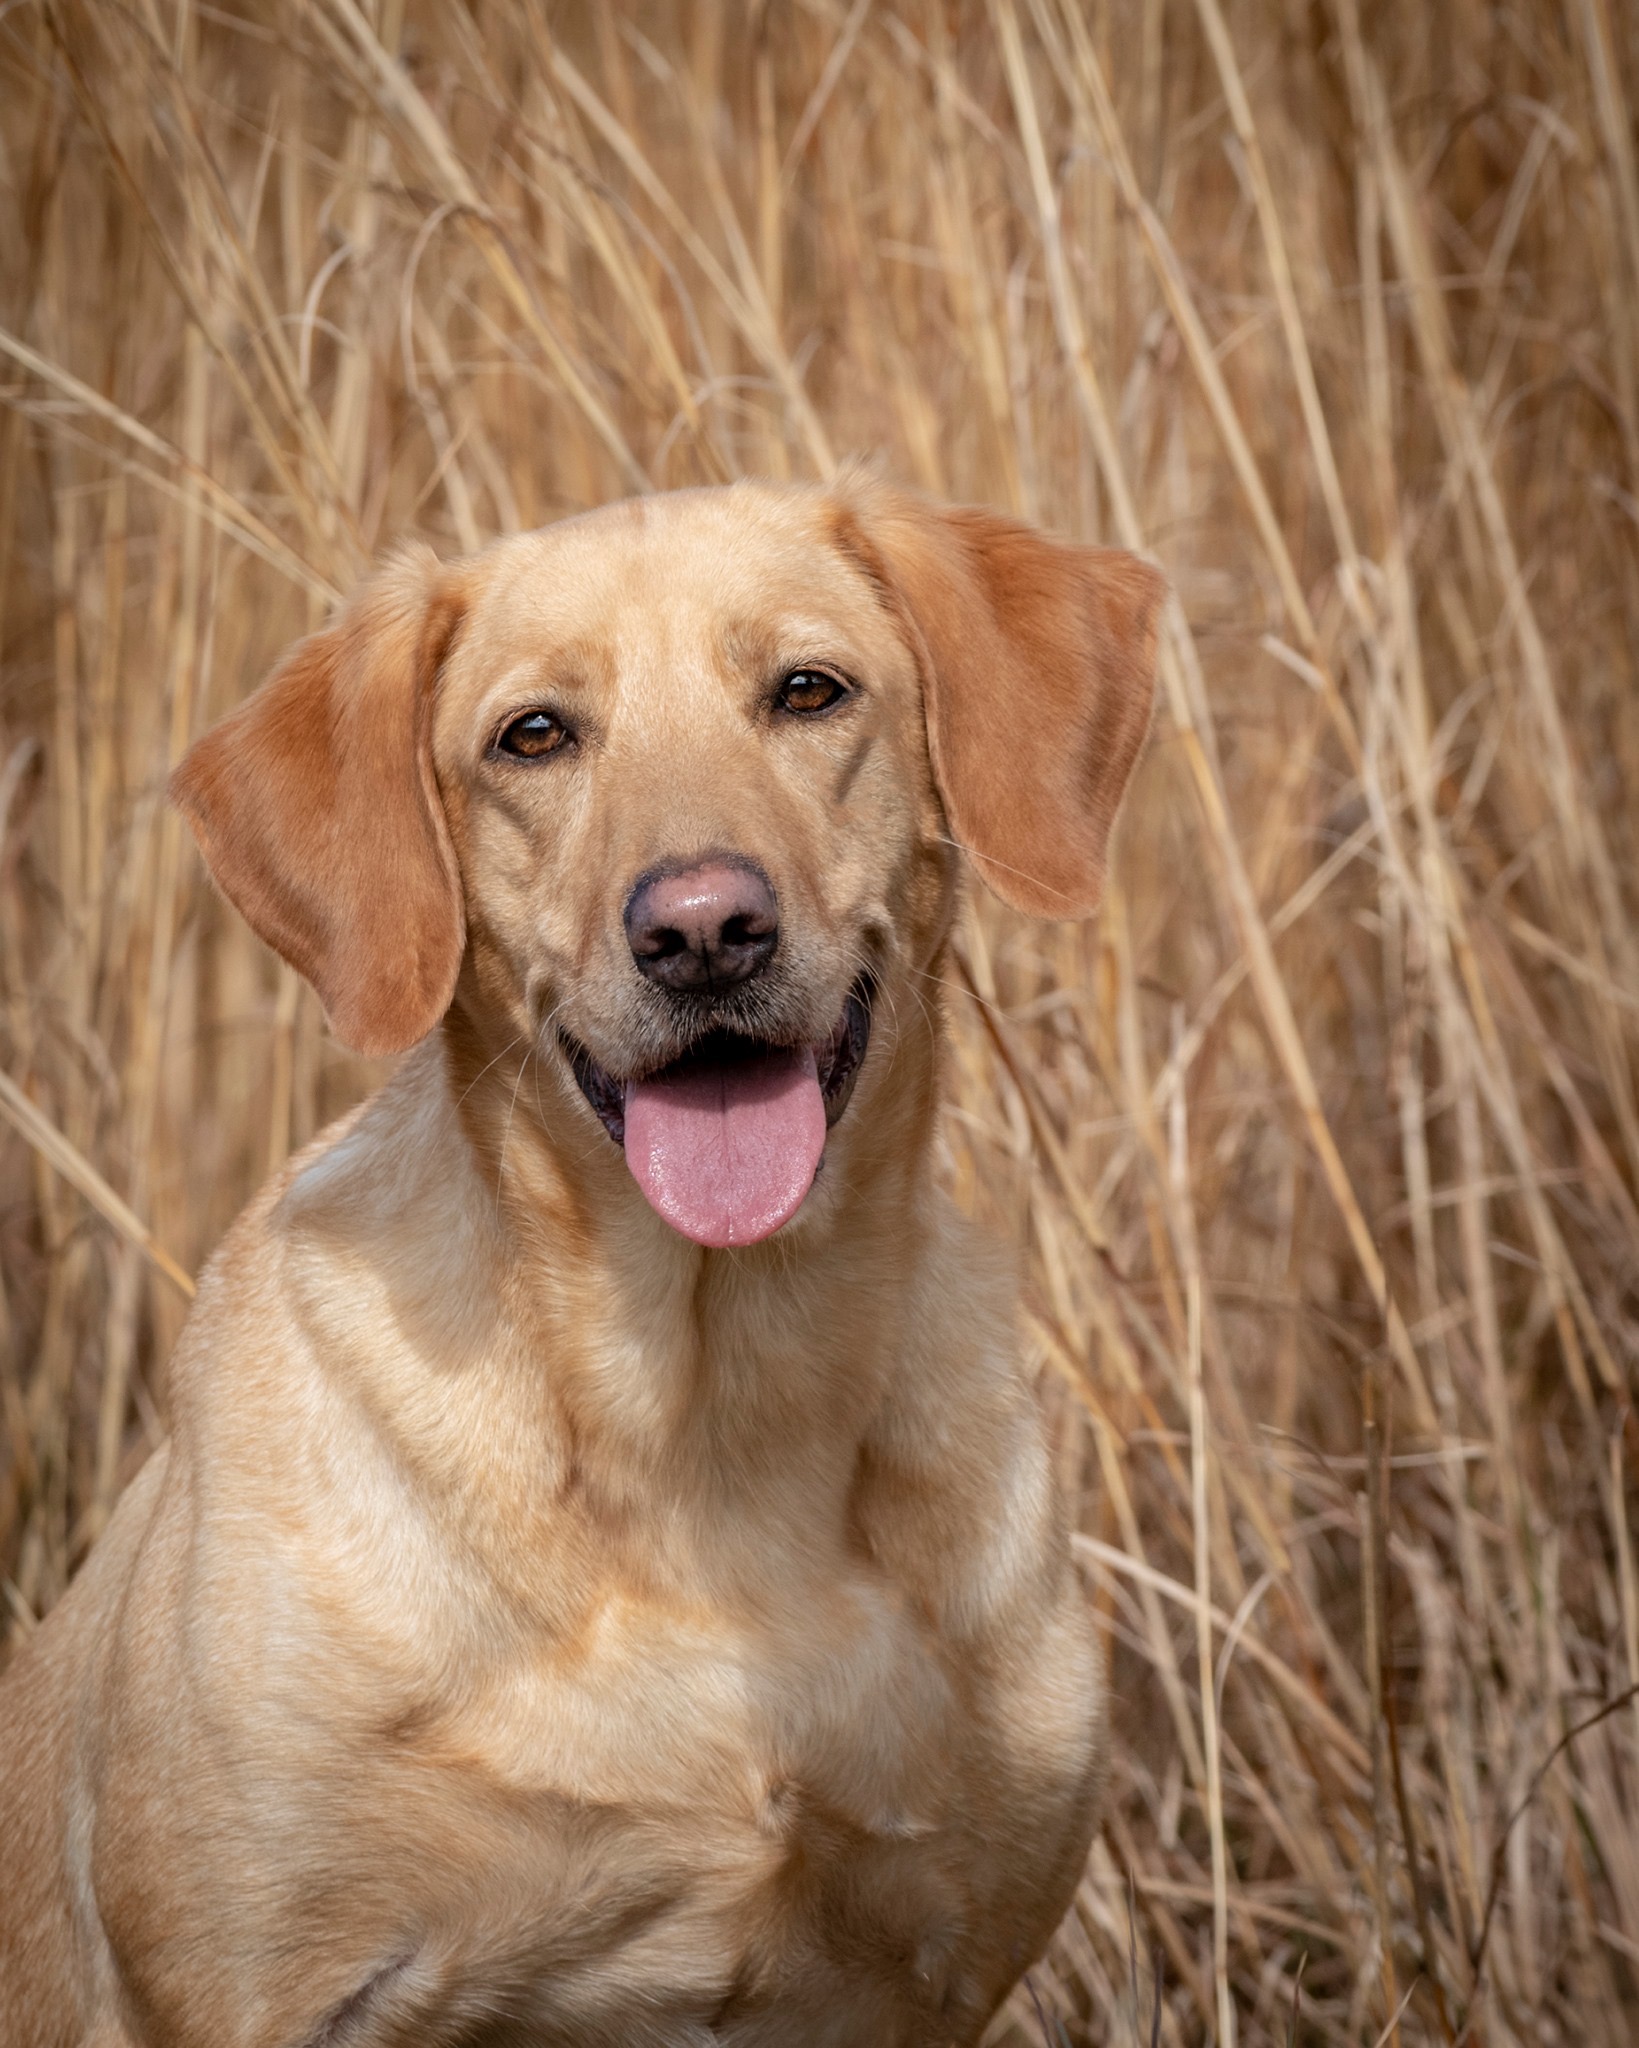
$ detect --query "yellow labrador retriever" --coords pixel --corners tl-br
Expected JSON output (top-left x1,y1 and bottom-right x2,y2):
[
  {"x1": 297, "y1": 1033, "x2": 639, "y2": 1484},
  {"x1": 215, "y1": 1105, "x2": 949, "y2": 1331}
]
[{"x1": 0, "y1": 476, "x2": 1161, "y2": 2046}]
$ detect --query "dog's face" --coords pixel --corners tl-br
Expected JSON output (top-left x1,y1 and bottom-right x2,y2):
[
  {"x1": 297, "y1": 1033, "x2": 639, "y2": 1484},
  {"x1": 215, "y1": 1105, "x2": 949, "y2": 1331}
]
[
  {"x1": 430, "y1": 490, "x2": 946, "y2": 1245},
  {"x1": 174, "y1": 480, "x2": 1162, "y2": 1247}
]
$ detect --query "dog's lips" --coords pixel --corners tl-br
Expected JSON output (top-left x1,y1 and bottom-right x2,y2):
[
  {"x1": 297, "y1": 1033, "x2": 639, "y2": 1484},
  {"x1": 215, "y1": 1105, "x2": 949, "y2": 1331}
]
[
  {"x1": 562, "y1": 979, "x2": 875, "y2": 1248},
  {"x1": 813, "y1": 978, "x2": 873, "y2": 1129}
]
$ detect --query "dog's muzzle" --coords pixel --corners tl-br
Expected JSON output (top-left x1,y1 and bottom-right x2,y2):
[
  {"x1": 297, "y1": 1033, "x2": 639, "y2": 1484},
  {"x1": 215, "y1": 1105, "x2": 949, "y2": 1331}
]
[{"x1": 564, "y1": 975, "x2": 874, "y2": 1248}]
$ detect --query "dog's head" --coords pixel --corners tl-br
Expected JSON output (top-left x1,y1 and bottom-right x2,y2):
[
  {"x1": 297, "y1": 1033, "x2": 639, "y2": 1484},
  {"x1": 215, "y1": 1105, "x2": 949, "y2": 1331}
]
[{"x1": 173, "y1": 480, "x2": 1162, "y2": 1249}]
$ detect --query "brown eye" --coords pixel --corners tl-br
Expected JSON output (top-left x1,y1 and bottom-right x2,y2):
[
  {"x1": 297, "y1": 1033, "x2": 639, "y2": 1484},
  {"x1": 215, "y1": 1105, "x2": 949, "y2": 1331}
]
[
  {"x1": 776, "y1": 669, "x2": 848, "y2": 716},
  {"x1": 497, "y1": 710, "x2": 571, "y2": 759}
]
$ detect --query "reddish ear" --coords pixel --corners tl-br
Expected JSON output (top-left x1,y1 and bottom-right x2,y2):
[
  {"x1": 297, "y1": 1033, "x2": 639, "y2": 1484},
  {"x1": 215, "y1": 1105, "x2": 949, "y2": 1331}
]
[
  {"x1": 837, "y1": 481, "x2": 1164, "y2": 918},
  {"x1": 171, "y1": 547, "x2": 467, "y2": 1057}
]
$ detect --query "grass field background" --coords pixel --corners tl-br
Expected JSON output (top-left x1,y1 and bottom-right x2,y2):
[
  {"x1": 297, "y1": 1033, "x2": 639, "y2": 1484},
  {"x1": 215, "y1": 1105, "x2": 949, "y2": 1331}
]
[{"x1": 3, "y1": 2, "x2": 1639, "y2": 2040}]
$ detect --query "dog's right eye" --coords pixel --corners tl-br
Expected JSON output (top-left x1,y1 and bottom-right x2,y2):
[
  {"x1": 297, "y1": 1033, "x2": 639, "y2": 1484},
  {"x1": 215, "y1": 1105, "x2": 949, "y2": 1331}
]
[
  {"x1": 775, "y1": 669, "x2": 849, "y2": 716},
  {"x1": 496, "y1": 710, "x2": 571, "y2": 759}
]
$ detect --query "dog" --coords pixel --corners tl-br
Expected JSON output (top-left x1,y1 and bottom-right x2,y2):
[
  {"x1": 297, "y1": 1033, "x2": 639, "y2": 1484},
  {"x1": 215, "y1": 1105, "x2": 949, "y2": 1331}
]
[{"x1": 0, "y1": 474, "x2": 1161, "y2": 2046}]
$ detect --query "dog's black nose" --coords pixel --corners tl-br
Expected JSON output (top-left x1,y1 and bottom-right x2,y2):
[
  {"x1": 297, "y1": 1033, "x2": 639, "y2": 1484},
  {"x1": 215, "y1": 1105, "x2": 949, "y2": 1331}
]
[{"x1": 625, "y1": 860, "x2": 779, "y2": 993}]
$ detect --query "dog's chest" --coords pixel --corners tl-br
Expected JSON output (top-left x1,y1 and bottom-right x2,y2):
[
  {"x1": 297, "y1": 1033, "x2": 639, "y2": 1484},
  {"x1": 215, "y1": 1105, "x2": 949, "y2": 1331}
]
[{"x1": 394, "y1": 1560, "x2": 990, "y2": 2041}]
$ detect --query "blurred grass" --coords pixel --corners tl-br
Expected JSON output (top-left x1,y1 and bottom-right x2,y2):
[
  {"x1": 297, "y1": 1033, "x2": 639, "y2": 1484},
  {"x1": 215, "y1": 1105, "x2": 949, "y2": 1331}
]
[{"x1": 3, "y1": 1, "x2": 1639, "y2": 2040}]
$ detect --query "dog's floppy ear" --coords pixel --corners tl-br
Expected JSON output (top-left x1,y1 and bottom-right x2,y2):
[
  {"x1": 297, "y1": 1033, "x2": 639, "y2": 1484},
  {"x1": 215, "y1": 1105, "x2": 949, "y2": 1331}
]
[
  {"x1": 171, "y1": 546, "x2": 467, "y2": 1058},
  {"x1": 837, "y1": 481, "x2": 1164, "y2": 919}
]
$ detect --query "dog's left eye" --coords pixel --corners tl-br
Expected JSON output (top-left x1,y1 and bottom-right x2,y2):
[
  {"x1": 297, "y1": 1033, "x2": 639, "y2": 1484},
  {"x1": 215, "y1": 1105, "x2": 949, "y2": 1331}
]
[
  {"x1": 776, "y1": 670, "x2": 848, "y2": 716},
  {"x1": 497, "y1": 710, "x2": 571, "y2": 759}
]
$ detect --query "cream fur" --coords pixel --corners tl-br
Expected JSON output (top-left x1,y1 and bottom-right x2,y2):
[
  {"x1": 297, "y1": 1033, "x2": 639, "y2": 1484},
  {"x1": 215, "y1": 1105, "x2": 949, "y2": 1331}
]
[{"x1": 0, "y1": 482, "x2": 1157, "y2": 2047}]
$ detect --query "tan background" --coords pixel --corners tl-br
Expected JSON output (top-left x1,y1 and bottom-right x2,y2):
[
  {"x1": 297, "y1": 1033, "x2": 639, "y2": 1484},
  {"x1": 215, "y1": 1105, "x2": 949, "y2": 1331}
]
[{"x1": 2, "y1": 2, "x2": 1637, "y2": 2040}]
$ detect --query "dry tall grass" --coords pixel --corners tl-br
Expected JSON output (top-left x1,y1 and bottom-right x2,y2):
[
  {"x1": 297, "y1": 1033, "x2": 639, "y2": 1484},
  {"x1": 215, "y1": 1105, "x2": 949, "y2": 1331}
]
[{"x1": 3, "y1": 1, "x2": 1638, "y2": 2040}]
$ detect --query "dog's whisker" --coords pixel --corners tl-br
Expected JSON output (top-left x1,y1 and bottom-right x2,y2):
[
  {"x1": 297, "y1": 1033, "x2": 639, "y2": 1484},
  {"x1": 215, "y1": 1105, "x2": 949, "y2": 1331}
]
[
  {"x1": 929, "y1": 830, "x2": 1088, "y2": 910},
  {"x1": 493, "y1": 1042, "x2": 533, "y2": 1221},
  {"x1": 453, "y1": 1032, "x2": 526, "y2": 1112}
]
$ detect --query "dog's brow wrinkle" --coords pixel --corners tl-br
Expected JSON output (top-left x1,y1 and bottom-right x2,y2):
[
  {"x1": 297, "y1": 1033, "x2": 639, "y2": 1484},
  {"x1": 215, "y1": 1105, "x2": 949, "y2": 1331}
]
[
  {"x1": 832, "y1": 722, "x2": 874, "y2": 806},
  {"x1": 493, "y1": 660, "x2": 541, "y2": 695},
  {"x1": 297, "y1": 1952, "x2": 416, "y2": 2047}
]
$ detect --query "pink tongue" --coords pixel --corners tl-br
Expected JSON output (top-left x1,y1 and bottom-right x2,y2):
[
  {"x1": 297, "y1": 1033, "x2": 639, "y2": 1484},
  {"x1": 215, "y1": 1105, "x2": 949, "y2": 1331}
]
[{"x1": 623, "y1": 1046, "x2": 826, "y2": 1248}]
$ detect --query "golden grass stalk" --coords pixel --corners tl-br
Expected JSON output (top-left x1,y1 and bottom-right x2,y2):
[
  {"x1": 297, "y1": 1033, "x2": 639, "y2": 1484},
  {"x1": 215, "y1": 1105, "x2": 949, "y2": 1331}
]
[{"x1": 3, "y1": 3, "x2": 1638, "y2": 2040}]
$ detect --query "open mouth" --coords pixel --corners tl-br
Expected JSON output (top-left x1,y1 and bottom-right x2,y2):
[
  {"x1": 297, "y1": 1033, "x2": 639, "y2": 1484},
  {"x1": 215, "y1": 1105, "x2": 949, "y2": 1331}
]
[{"x1": 564, "y1": 976, "x2": 874, "y2": 1249}]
